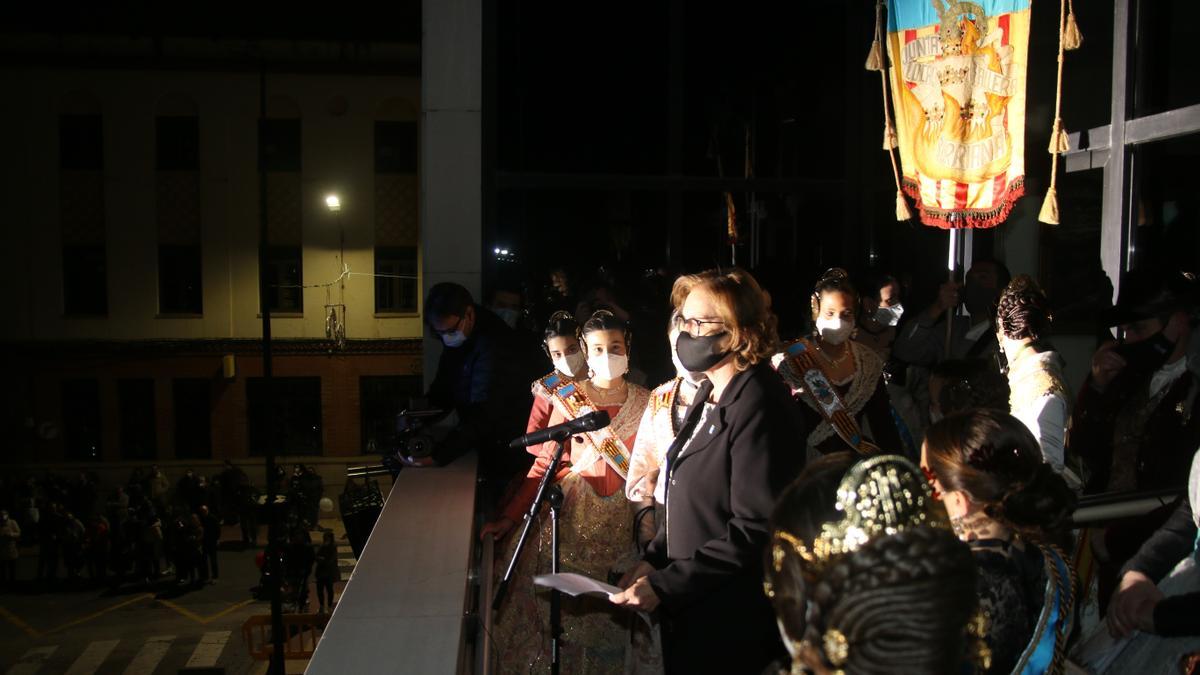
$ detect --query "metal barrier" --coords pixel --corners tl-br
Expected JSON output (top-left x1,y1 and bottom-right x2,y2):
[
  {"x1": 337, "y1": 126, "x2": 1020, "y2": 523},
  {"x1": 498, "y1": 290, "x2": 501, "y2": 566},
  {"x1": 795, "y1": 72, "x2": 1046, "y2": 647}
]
[{"x1": 242, "y1": 613, "x2": 330, "y2": 661}]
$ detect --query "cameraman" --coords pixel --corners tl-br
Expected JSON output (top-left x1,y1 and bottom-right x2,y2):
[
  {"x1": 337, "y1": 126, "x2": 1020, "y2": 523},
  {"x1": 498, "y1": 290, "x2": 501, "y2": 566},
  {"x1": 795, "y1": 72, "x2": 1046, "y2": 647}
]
[{"x1": 419, "y1": 283, "x2": 536, "y2": 478}]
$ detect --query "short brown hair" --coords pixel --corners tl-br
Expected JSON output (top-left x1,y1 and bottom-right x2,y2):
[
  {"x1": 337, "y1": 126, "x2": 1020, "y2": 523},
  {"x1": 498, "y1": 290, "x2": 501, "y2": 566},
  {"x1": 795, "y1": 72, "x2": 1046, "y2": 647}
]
[{"x1": 672, "y1": 268, "x2": 779, "y2": 371}]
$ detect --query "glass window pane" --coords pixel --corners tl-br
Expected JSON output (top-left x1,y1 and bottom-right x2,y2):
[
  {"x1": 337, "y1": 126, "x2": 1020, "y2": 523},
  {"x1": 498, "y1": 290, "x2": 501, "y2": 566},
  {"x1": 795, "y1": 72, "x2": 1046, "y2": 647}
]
[
  {"x1": 1129, "y1": 133, "x2": 1200, "y2": 273},
  {"x1": 1133, "y1": 0, "x2": 1200, "y2": 117}
]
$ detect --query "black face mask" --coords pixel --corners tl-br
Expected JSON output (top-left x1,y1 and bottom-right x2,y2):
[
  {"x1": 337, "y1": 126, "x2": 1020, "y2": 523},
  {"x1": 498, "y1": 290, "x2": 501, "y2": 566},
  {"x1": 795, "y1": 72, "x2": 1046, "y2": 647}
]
[
  {"x1": 676, "y1": 331, "x2": 731, "y2": 372},
  {"x1": 1115, "y1": 331, "x2": 1176, "y2": 375}
]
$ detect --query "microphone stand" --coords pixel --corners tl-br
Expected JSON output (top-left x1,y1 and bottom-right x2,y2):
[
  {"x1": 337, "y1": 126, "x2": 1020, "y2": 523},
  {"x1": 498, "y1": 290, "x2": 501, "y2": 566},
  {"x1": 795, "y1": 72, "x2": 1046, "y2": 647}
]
[{"x1": 493, "y1": 433, "x2": 569, "y2": 675}]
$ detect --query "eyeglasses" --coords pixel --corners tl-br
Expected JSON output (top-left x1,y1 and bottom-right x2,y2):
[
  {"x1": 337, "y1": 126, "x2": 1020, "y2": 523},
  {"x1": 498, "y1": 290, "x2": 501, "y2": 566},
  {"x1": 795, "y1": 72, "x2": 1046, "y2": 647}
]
[
  {"x1": 430, "y1": 315, "x2": 465, "y2": 336},
  {"x1": 673, "y1": 314, "x2": 726, "y2": 336}
]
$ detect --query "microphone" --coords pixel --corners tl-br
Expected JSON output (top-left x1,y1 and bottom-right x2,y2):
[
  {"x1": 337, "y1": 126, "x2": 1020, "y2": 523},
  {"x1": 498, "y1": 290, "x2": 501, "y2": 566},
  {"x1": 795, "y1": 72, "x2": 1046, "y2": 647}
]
[{"x1": 508, "y1": 410, "x2": 611, "y2": 448}]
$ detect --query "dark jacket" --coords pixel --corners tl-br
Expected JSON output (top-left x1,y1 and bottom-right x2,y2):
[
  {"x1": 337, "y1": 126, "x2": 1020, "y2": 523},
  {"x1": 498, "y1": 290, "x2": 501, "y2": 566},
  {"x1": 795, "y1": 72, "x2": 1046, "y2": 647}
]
[
  {"x1": 1072, "y1": 365, "x2": 1200, "y2": 493},
  {"x1": 645, "y1": 362, "x2": 804, "y2": 675},
  {"x1": 1121, "y1": 496, "x2": 1199, "y2": 637},
  {"x1": 427, "y1": 307, "x2": 537, "y2": 467}
]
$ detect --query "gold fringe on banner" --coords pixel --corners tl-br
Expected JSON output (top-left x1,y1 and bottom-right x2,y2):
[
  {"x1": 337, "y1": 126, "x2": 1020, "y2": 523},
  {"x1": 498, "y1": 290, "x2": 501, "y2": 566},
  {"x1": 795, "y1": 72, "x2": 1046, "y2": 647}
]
[
  {"x1": 896, "y1": 191, "x2": 913, "y2": 221},
  {"x1": 1039, "y1": 187, "x2": 1060, "y2": 225},
  {"x1": 1064, "y1": 0, "x2": 1083, "y2": 50}
]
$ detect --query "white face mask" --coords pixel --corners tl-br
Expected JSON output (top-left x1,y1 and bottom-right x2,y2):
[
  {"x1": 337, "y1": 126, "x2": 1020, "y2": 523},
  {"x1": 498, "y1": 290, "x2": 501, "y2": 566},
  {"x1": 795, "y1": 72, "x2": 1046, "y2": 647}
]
[
  {"x1": 816, "y1": 316, "x2": 853, "y2": 345},
  {"x1": 441, "y1": 331, "x2": 466, "y2": 348},
  {"x1": 588, "y1": 352, "x2": 629, "y2": 381},
  {"x1": 553, "y1": 351, "x2": 587, "y2": 378},
  {"x1": 873, "y1": 303, "x2": 904, "y2": 327},
  {"x1": 492, "y1": 307, "x2": 520, "y2": 329}
]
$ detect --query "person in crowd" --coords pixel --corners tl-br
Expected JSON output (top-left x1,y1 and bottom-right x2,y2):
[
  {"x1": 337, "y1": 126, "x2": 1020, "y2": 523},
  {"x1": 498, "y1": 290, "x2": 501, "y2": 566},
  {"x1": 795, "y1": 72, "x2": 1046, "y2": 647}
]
[
  {"x1": 482, "y1": 309, "x2": 650, "y2": 673},
  {"x1": 84, "y1": 513, "x2": 109, "y2": 583},
  {"x1": 626, "y1": 306, "x2": 707, "y2": 510},
  {"x1": 199, "y1": 505, "x2": 221, "y2": 583},
  {"x1": 895, "y1": 258, "x2": 1012, "y2": 366},
  {"x1": 239, "y1": 482, "x2": 260, "y2": 547},
  {"x1": 773, "y1": 268, "x2": 903, "y2": 458},
  {"x1": 995, "y1": 275, "x2": 1073, "y2": 476},
  {"x1": 520, "y1": 311, "x2": 589, "y2": 483},
  {"x1": 314, "y1": 530, "x2": 339, "y2": 615},
  {"x1": 854, "y1": 270, "x2": 904, "y2": 359},
  {"x1": 421, "y1": 282, "x2": 539, "y2": 474},
  {"x1": 148, "y1": 465, "x2": 169, "y2": 515},
  {"x1": 894, "y1": 259, "x2": 1011, "y2": 424},
  {"x1": 1072, "y1": 269, "x2": 1200, "y2": 605},
  {"x1": 108, "y1": 485, "x2": 130, "y2": 533},
  {"x1": 766, "y1": 453, "x2": 981, "y2": 675},
  {"x1": 1076, "y1": 449, "x2": 1200, "y2": 672},
  {"x1": 0, "y1": 509, "x2": 20, "y2": 585},
  {"x1": 1074, "y1": 269, "x2": 1200, "y2": 493},
  {"x1": 219, "y1": 460, "x2": 248, "y2": 523},
  {"x1": 300, "y1": 466, "x2": 323, "y2": 528},
  {"x1": 929, "y1": 358, "x2": 1011, "y2": 422},
  {"x1": 62, "y1": 510, "x2": 85, "y2": 580},
  {"x1": 922, "y1": 410, "x2": 1077, "y2": 674},
  {"x1": 612, "y1": 268, "x2": 803, "y2": 675},
  {"x1": 285, "y1": 528, "x2": 315, "y2": 611},
  {"x1": 37, "y1": 502, "x2": 63, "y2": 583}
]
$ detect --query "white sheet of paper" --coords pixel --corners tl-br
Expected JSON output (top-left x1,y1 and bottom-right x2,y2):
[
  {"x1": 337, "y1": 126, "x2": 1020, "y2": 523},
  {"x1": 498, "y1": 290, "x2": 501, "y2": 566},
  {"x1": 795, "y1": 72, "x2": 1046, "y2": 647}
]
[{"x1": 533, "y1": 573, "x2": 623, "y2": 598}]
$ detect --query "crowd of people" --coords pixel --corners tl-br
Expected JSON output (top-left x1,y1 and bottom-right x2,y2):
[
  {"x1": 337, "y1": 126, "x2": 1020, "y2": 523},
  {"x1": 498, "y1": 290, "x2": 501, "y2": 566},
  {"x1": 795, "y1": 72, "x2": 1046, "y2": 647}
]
[
  {"x1": 416, "y1": 260, "x2": 1200, "y2": 674},
  {"x1": 0, "y1": 460, "x2": 334, "y2": 609}
]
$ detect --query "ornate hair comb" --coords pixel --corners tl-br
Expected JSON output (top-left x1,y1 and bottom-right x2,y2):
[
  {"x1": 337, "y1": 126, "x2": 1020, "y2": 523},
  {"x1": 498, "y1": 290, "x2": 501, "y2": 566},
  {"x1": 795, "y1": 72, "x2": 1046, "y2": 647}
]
[{"x1": 773, "y1": 455, "x2": 950, "y2": 575}]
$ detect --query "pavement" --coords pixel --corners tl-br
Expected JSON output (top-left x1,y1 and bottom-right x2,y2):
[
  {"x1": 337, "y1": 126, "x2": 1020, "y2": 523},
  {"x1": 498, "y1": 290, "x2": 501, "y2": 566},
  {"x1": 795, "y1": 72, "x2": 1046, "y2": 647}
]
[{"x1": 0, "y1": 518, "x2": 354, "y2": 675}]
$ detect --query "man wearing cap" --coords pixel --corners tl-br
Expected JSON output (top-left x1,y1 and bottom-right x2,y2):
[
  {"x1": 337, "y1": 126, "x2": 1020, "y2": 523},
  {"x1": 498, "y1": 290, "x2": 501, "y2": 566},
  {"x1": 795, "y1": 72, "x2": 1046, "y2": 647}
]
[
  {"x1": 1072, "y1": 269, "x2": 1200, "y2": 494},
  {"x1": 1071, "y1": 269, "x2": 1200, "y2": 609}
]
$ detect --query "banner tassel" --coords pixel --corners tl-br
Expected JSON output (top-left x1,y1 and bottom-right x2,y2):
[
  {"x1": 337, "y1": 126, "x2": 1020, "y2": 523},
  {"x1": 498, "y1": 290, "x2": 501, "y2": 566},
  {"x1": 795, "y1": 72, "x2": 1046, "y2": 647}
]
[
  {"x1": 896, "y1": 190, "x2": 913, "y2": 221},
  {"x1": 883, "y1": 123, "x2": 898, "y2": 150},
  {"x1": 1038, "y1": 187, "x2": 1060, "y2": 225},
  {"x1": 865, "y1": 39, "x2": 883, "y2": 71},
  {"x1": 1064, "y1": 0, "x2": 1083, "y2": 50}
]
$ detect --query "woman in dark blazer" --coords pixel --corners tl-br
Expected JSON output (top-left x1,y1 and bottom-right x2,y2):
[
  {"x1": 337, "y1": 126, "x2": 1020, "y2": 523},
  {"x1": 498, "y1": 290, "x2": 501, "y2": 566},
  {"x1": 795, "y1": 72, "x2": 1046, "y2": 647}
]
[{"x1": 612, "y1": 268, "x2": 805, "y2": 674}]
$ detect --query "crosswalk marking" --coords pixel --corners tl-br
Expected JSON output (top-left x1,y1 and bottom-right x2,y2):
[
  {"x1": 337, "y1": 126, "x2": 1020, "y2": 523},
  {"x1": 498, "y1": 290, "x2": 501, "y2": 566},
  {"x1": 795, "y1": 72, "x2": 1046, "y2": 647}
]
[
  {"x1": 7, "y1": 647, "x2": 58, "y2": 675},
  {"x1": 184, "y1": 630, "x2": 231, "y2": 669},
  {"x1": 64, "y1": 639, "x2": 119, "y2": 675},
  {"x1": 122, "y1": 635, "x2": 174, "y2": 675}
]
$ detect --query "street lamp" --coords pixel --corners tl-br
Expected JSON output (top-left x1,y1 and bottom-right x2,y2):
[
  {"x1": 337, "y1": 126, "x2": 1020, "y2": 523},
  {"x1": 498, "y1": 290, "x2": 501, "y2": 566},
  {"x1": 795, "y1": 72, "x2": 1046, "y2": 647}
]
[{"x1": 325, "y1": 193, "x2": 341, "y2": 212}]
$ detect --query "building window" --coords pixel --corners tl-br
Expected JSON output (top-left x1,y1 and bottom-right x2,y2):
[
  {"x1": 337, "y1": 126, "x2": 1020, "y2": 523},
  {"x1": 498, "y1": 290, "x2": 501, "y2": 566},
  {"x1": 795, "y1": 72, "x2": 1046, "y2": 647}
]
[
  {"x1": 247, "y1": 377, "x2": 322, "y2": 456},
  {"x1": 173, "y1": 379, "x2": 212, "y2": 459},
  {"x1": 360, "y1": 375, "x2": 423, "y2": 454},
  {"x1": 259, "y1": 119, "x2": 302, "y2": 172},
  {"x1": 374, "y1": 121, "x2": 418, "y2": 174},
  {"x1": 62, "y1": 379, "x2": 102, "y2": 461},
  {"x1": 118, "y1": 379, "x2": 156, "y2": 460},
  {"x1": 264, "y1": 245, "x2": 303, "y2": 313},
  {"x1": 62, "y1": 245, "x2": 108, "y2": 315},
  {"x1": 59, "y1": 114, "x2": 103, "y2": 170},
  {"x1": 156, "y1": 116, "x2": 199, "y2": 170},
  {"x1": 374, "y1": 246, "x2": 418, "y2": 313},
  {"x1": 158, "y1": 245, "x2": 203, "y2": 314}
]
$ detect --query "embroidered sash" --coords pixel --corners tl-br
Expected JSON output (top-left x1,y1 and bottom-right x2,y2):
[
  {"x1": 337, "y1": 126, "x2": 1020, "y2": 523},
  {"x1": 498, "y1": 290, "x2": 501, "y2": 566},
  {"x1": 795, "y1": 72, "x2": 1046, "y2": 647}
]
[
  {"x1": 1015, "y1": 545, "x2": 1075, "y2": 675},
  {"x1": 777, "y1": 341, "x2": 880, "y2": 455},
  {"x1": 544, "y1": 378, "x2": 635, "y2": 479},
  {"x1": 626, "y1": 379, "x2": 681, "y2": 501}
]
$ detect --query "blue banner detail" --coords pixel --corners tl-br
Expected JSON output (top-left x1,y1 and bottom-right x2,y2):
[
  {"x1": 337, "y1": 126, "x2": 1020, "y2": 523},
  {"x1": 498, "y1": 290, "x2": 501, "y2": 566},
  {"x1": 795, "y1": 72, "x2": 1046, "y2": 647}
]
[{"x1": 887, "y1": 0, "x2": 1030, "y2": 33}]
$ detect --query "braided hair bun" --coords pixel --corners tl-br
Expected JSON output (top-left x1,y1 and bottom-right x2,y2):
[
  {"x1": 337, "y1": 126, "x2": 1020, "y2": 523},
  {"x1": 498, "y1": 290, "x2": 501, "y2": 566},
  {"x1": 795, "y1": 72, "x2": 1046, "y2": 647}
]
[
  {"x1": 924, "y1": 409, "x2": 1077, "y2": 540},
  {"x1": 996, "y1": 274, "x2": 1052, "y2": 341},
  {"x1": 805, "y1": 527, "x2": 977, "y2": 674}
]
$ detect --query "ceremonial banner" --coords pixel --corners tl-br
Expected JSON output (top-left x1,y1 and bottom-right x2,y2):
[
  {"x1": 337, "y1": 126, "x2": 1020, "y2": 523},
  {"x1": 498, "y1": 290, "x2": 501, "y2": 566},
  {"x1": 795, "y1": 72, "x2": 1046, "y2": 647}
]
[{"x1": 886, "y1": 0, "x2": 1031, "y2": 229}]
